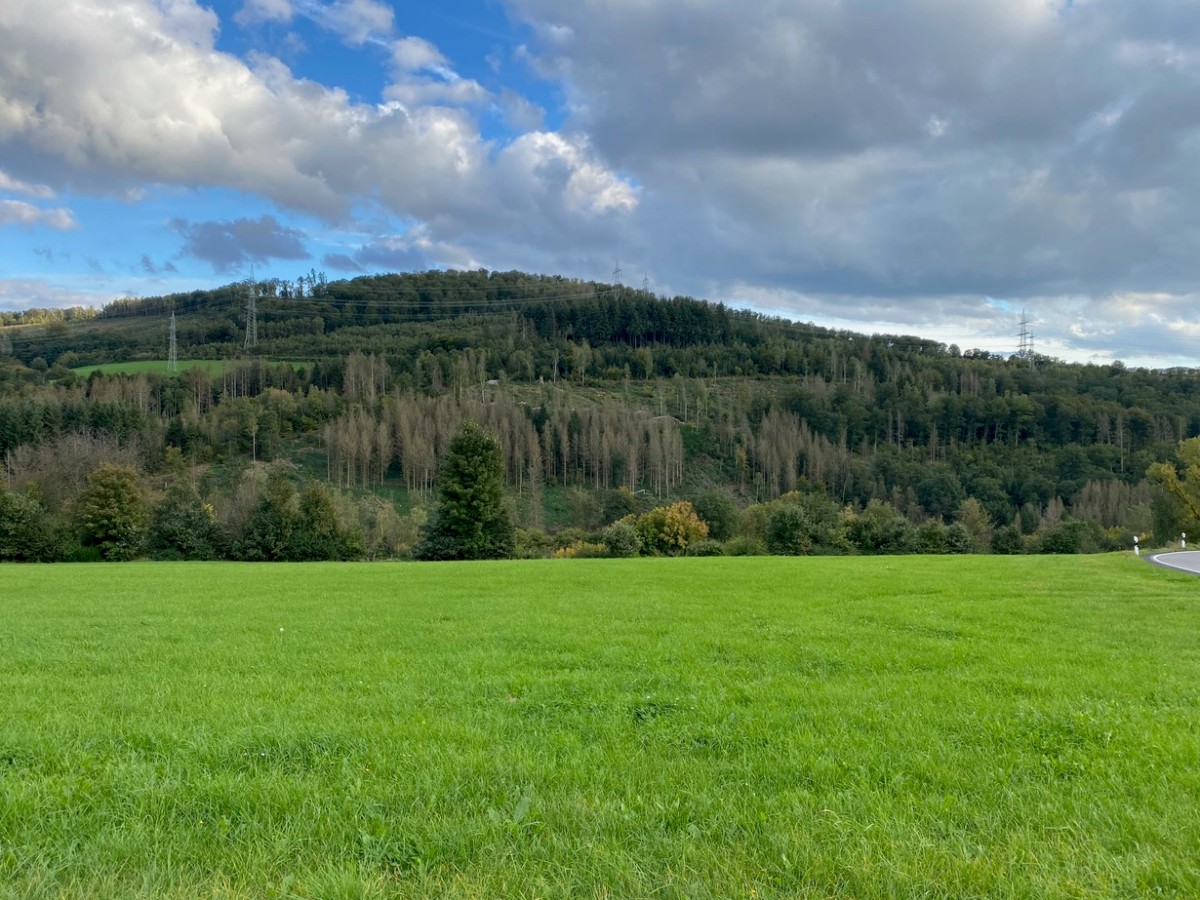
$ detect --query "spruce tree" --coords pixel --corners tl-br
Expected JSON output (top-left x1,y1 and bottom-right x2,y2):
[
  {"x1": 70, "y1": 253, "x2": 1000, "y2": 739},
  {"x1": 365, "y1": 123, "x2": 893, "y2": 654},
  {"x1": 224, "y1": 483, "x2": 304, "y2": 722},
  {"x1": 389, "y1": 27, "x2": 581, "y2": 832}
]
[{"x1": 417, "y1": 421, "x2": 514, "y2": 560}]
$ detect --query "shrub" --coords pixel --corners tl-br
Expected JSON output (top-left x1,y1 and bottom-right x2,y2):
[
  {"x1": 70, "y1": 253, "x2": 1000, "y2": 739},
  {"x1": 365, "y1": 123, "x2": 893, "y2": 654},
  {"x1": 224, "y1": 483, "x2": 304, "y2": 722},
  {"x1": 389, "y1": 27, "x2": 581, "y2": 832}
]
[
  {"x1": 686, "y1": 539, "x2": 724, "y2": 557},
  {"x1": 0, "y1": 488, "x2": 62, "y2": 562},
  {"x1": 232, "y1": 470, "x2": 297, "y2": 561},
  {"x1": 291, "y1": 481, "x2": 362, "y2": 561},
  {"x1": 906, "y1": 520, "x2": 950, "y2": 554},
  {"x1": 598, "y1": 487, "x2": 639, "y2": 525},
  {"x1": 630, "y1": 501, "x2": 709, "y2": 556},
  {"x1": 148, "y1": 487, "x2": 219, "y2": 560},
  {"x1": 552, "y1": 528, "x2": 594, "y2": 550},
  {"x1": 991, "y1": 525, "x2": 1024, "y2": 555},
  {"x1": 766, "y1": 504, "x2": 817, "y2": 555},
  {"x1": 553, "y1": 541, "x2": 607, "y2": 559},
  {"x1": 723, "y1": 535, "x2": 767, "y2": 556},
  {"x1": 601, "y1": 521, "x2": 643, "y2": 558},
  {"x1": 945, "y1": 522, "x2": 977, "y2": 554},
  {"x1": 514, "y1": 528, "x2": 554, "y2": 559},
  {"x1": 843, "y1": 500, "x2": 911, "y2": 554},
  {"x1": 692, "y1": 491, "x2": 738, "y2": 541},
  {"x1": 1036, "y1": 519, "x2": 1103, "y2": 554}
]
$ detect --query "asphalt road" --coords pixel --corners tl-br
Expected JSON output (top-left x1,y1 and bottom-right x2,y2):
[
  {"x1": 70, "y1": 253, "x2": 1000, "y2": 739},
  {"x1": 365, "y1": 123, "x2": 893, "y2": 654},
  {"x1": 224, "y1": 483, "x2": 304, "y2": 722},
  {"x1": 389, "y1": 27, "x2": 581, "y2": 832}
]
[{"x1": 1147, "y1": 550, "x2": 1200, "y2": 575}]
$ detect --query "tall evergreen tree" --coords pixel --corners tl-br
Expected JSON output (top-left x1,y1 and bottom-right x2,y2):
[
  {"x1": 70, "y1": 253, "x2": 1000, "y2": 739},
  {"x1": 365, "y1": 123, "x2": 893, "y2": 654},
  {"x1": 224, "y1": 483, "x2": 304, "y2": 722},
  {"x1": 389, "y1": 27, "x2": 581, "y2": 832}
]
[{"x1": 417, "y1": 421, "x2": 514, "y2": 560}]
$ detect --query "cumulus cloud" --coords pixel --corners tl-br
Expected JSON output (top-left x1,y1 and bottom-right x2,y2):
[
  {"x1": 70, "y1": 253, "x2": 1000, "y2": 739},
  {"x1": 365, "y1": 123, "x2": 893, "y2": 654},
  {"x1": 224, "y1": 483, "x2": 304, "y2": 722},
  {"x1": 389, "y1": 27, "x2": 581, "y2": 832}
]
[
  {"x1": 392, "y1": 36, "x2": 447, "y2": 71},
  {"x1": 499, "y1": 132, "x2": 638, "y2": 216},
  {"x1": 0, "y1": 277, "x2": 100, "y2": 311},
  {"x1": 239, "y1": 0, "x2": 391, "y2": 45},
  {"x1": 236, "y1": 0, "x2": 293, "y2": 26},
  {"x1": 315, "y1": 0, "x2": 394, "y2": 46},
  {"x1": 0, "y1": 200, "x2": 78, "y2": 230},
  {"x1": 386, "y1": 36, "x2": 490, "y2": 108},
  {"x1": 0, "y1": 0, "x2": 633, "y2": 247},
  {"x1": 10, "y1": 0, "x2": 1200, "y2": 364},
  {"x1": 172, "y1": 215, "x2": 312, "y2": 273},
  {"x1": 0, "y1": 169, "x2": 55, "y2": 199},
  {"x1": 493, "y1": 0, "x2": 1200, "y2": 362},
  {"x1": 497, "y1": 90, "x2": 545, "y2": 132},
  {"x1": 385, "y1": 77, "x2": 491, "y2": 108}
]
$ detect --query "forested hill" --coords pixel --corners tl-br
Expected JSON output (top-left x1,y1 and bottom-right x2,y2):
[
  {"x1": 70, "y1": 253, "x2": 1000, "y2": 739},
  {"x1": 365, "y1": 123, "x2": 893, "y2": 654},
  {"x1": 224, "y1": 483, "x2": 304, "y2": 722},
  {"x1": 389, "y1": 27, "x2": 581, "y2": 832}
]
[
  {"x1": 4, "y1": 269, "x2": 944, "y2": 372},
  {"x1": 1, "y1": 269, "x2": 1198, "y2": 559}
]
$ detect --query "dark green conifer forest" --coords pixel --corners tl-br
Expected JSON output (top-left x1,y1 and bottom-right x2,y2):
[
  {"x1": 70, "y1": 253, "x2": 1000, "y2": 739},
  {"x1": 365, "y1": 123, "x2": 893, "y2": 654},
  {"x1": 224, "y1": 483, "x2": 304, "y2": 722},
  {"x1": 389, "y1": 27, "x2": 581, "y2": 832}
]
[{"x1": 1, "y1": 269, "x2": 1196, "y2": 560}]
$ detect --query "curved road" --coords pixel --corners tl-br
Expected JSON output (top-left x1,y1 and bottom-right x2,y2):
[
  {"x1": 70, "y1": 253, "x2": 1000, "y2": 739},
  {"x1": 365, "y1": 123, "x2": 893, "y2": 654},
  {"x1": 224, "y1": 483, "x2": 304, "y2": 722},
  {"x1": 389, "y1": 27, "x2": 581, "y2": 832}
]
[{"x1": 1147, "y1": 550, "x2": 1200, "y2": 575}]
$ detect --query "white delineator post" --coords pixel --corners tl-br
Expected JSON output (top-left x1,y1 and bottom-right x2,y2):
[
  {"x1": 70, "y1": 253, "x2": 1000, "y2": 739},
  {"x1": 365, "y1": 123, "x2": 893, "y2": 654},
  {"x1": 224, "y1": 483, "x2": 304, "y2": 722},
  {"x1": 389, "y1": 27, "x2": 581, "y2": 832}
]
[
  {"x1": 1133, "y1": 535, "x2": 1140, "y2": 556},
  {"x1": 1183, "y1": 532, "x2": 1188, "y2": 550}
]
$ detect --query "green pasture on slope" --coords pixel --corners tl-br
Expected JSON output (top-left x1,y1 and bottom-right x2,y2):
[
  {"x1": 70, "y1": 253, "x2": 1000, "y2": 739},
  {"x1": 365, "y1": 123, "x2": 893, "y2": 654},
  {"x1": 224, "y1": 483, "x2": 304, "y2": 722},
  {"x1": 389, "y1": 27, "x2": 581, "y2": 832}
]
[
  {"x1": 71, "y1": 359, "x2": 310, "y2": 377},
  {"x1": 1, "y1": 555, "x2": 1198, "y2": 898}
]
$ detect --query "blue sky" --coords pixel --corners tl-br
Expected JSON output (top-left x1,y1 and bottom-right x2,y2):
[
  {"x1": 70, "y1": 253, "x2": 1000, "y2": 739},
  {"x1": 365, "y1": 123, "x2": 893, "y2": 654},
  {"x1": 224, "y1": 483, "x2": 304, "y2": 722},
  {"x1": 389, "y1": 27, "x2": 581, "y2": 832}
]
[{"x1": 4, "y1": 0, "x2": 1200, "y2": 367}]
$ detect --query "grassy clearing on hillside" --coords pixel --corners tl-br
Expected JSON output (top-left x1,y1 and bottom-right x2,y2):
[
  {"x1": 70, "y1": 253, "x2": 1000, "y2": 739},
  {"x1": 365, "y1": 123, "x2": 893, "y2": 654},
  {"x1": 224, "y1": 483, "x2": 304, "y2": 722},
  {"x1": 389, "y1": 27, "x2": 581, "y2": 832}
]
[
  {"x1": 71, "y1": 360, "x2": 309, "y2": 377},
  {"x1": 1, "y1": 556, "x2": 1198, "y2": 898}
]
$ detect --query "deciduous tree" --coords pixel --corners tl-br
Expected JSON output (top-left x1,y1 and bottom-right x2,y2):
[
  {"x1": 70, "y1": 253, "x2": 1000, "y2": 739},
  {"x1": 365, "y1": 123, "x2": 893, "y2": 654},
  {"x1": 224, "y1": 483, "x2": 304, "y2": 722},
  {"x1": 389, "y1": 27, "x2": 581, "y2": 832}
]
[
  {"x1": 75, "y1": 463, "x2": 146, "y2": 560},
  {"x1": 1148, "y1": 437, "x2": 1200, "y2": 530}
]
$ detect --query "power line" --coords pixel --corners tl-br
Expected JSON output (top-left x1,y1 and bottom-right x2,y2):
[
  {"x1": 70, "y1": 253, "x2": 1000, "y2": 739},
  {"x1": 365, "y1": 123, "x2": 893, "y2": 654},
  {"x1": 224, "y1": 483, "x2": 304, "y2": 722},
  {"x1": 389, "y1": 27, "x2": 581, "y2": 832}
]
[{"x1": 7, "y1": 279, "x2": 1184, "y2": 369}]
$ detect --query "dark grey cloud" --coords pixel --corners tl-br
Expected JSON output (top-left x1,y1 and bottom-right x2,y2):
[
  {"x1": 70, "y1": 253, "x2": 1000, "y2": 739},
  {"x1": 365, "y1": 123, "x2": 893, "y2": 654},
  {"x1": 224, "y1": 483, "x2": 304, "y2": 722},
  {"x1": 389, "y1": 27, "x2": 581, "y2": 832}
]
[
  {"x1": 172, "y1": 215, "x2": 311, "y2": 274},
  {"x1": 352, "y1": 240, "x2": 426, "y2": 272},
  {"x1": 9, "y1": 0, "x2": 1200, "y2": 365},
  {"x1": 138, "y1": 254, "x2": 178, "y2": 275},
  {"x1": 321, "y1": 252, "x2": 363, "y2": 272},
  {"x1": 497, "y1": 0, "x2": 1200, "y2": 360}
]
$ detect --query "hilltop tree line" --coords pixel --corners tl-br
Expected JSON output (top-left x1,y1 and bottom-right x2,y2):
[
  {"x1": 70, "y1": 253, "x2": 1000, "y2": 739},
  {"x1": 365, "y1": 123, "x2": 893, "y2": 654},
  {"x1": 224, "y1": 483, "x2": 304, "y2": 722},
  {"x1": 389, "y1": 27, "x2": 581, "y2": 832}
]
[{"x1": 3, "y1": 270, "x2": 1200, "y2": 560}]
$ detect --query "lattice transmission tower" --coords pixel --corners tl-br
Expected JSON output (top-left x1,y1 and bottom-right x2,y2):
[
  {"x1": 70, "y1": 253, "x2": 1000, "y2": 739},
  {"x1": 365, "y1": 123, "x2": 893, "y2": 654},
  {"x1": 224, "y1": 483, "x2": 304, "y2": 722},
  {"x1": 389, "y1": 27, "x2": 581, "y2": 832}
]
[
  {"x1": 168, "y1": 311, "x2": 178, "y2": 372},
  {"x1": 1017, "y1": 311, "x2": 1035, "y2": 368},
  {"x1": 244, "y1": 281, "x2": 258, "y2": 349}
]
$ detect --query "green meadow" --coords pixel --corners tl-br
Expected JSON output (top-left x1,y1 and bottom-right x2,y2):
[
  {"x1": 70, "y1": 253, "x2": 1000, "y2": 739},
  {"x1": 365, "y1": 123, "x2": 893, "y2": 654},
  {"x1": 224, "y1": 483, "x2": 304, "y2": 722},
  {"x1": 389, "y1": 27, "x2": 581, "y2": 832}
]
[
  {"x1": 70, "y1": 360, "x2": 309, "y2": 377},
  {"x1": 1, "y1": 556, "x2": 1198, "y2": 898}
]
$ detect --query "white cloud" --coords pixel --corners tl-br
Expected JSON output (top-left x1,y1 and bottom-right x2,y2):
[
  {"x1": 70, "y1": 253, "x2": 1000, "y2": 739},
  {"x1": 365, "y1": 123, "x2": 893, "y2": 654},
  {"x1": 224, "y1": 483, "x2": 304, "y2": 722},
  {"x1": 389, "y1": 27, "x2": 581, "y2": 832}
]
[
  {"x1": 498, "y1": 90, "x2": 545, "y2": 132},
  {"x1": 244, "y1": 0, "x2": 392, "y2": 44},
  {"x1": 385, "y1": 77, "x2": 491, "y2": 108},
  {"x1": 386, "y1": 37, "x2": 491, "y2": 109},
  {"x1": 0, "y1": 169, "x2": 55, "y2": 199},
  {"x1": 498, "y1": 0, "x2": 1200, "y2": 335},
  {"x1": 9, "y1": 0, "x2": 1199, "y2": 366},
  {"x1": 0, "y1": 277, "x2": 104, "y2": 311},
  {"x1": 304, "y1": 0, "x2": 393, "y2": 46},
  {"x1": 499, "y1": 132, "x2": 638, "y2": 216},
  {"x1": 392, "y1": 36, "x2": 447, "y2": 71},
  {"x1": 0, "y1": 200, "x2": 77, "y2": 230},
  {"x1": 0, "y1": 0, "x2": 634, "y2": 242},
  {"x1": 236, "y1": 0, "x2": 293, "y2": 26}
]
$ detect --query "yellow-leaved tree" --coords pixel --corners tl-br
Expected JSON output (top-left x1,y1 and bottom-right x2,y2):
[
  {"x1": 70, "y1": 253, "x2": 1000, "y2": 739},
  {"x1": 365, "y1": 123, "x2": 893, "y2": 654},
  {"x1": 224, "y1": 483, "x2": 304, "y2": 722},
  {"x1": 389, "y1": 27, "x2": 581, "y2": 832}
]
[{"x1": 1147, "y1": 437, "x2": 1200, "y2": 531}]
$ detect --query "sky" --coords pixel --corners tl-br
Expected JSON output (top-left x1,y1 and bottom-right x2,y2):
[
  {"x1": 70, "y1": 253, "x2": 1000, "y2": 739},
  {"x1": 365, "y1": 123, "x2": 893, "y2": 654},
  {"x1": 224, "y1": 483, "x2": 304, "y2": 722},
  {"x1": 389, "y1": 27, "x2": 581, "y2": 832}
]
[{"x1": 3, "y1": 0, "x2": 1200, "y2": 368}]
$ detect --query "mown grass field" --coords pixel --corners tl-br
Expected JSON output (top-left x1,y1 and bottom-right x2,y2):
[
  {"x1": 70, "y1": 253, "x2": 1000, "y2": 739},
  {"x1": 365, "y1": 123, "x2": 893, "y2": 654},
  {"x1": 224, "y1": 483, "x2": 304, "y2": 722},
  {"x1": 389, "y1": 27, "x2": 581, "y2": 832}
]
[{"x1": 1, "y1": 555, "x2": 1198, "y2": 898}]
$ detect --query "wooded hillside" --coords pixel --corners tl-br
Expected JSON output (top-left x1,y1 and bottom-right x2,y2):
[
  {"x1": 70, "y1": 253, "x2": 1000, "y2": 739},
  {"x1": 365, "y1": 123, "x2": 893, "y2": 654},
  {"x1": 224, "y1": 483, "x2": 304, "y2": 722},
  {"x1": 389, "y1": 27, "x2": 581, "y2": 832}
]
[{"x1": 1, "y1": 269, "x2": 1195, "y2": 560}]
